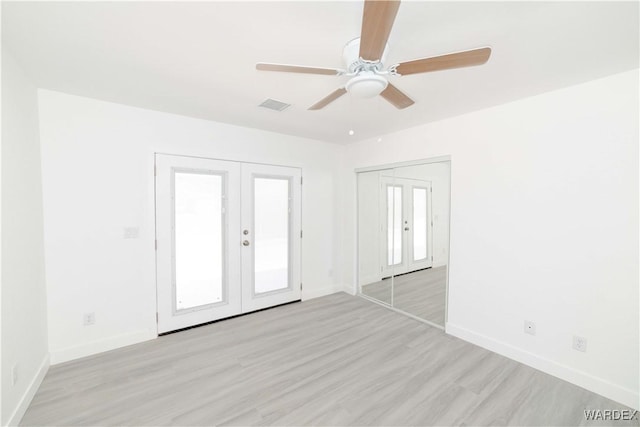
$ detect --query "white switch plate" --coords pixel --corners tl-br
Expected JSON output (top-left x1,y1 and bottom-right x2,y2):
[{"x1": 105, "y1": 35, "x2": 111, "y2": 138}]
[
  {"x1": 83, "y1": 312, "x2": 95, "y2": 326},
  {"x1": 524, "y1": 320, "x2": 536, "y2": 335},
  {"x1": 123, "y1": 227, "x2": 139, "y2": 239}
]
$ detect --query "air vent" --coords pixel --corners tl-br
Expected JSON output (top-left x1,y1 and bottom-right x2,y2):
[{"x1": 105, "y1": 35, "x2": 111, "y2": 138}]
[{"x1": 259, "y1": 98, "x2": 291, "y2": 112}]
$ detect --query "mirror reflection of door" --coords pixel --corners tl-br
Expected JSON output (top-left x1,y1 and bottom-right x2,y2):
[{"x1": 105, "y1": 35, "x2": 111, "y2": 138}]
[
  {"x1": 380, "y1": 176, "x2": 433, "y2": 278},
  {"x1": 357, "y1": 161, "x2": 450, "y2": 328}
]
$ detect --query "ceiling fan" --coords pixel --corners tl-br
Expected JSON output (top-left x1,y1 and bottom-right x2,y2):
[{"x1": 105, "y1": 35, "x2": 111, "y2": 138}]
[{"x1": 256, "y1": 0, "x2": 491, "y2": 110}]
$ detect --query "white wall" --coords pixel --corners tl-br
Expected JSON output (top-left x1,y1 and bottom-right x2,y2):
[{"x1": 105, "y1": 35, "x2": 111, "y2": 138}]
[
  {"x1": 37, "y1": 90, "x2": 345, "y2": 364},
  {"x1": 1, "y1": 49, "x2": 49, "y2": 425},
  {"x1": 16, "y1": 57, "x2": 639, "y2": 413},
  {"x1": 342, "y1": 69, "x2": 639, "y2": 409}
]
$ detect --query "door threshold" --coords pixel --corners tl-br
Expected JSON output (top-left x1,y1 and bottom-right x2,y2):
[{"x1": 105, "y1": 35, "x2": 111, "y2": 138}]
[
  {"x1": 381, "y1": 266, "x2": 432, "y2": 280},
  {"x1": 159, "y1": 299, "x2": 301, "y2": 336}
]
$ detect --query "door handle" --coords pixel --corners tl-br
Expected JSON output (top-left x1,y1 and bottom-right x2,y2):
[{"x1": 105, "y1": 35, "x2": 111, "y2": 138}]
[
  {"x1": 404, "y1": 227, "x2": 410, "y2": 231},
  {"x1": 242, "y1": 240, "x2": 250, "y2": 246}
]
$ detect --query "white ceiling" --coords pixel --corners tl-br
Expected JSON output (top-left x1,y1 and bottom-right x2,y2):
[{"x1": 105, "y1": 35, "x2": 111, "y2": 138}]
[{"x1": 2, "y1": 1, "x2": 638, "y2": 143}]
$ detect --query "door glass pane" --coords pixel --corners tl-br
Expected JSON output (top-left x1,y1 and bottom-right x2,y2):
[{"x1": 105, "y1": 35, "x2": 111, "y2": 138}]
[
  {"x1": 254, "y1": 177, "x2": 290, "y2": 294},
  {"x1": 387, "y1": 185, "x2": 402, "y2": 266},
  {"x1": 413, "y1": 187, "x2": 428, "y2": 261},
  {"x1": 174, "y1": 172, "x2": 224, "y2": 310}
]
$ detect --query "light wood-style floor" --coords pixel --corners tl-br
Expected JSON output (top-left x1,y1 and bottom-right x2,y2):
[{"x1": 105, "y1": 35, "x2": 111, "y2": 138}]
[
  {"x1": 362, "y1": 266, "x2": 447, "y2": 325},
  {"x1": 22, "y1": 293, "x2": 636, "y2": 426}
]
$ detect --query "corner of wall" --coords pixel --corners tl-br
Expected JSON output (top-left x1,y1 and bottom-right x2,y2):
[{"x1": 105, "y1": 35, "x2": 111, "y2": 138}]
[
  {"x1": 301, "y1": 284, "x2": 349, "y2": 301},
  {"x1": 4, "y1": 355, "x2": 49, "y2": 427},
  {"x1": 2, "y1": 48, "x2": 50, "y2": 427}
]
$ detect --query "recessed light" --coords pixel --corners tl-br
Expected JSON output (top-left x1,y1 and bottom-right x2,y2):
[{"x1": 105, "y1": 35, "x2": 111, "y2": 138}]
[
  {"x1": 377, "y1": 137, "x2": 382, "y2": 142},
  {"x1": 348, "y1": 130, "x2": 355, "y2": 136}
]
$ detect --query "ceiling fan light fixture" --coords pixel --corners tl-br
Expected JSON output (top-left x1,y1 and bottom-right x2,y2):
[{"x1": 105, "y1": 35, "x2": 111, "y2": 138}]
[
  {"x1": 256, "y1": 2, "x2": 491, "y2": 110},
  {"x1": 345, "y1": 72, "x2": 388, "y2": 98}
]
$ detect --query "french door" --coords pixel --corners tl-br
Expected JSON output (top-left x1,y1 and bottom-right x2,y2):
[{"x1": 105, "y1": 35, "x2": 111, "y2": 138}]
[
  {"x1": 155, "y1": 154, "x2": 301, "y2": 333},
  {"x1": 380, "y1": 176, "x2": 433, "y2": 278}
]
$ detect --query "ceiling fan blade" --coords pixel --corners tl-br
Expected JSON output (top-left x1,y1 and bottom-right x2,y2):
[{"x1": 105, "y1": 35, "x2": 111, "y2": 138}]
[
  {"x1": 308, "y1": 88, "x2": 347, "y2": 110},
  {"x1": 256, "y1": 63, "x2": 342, "y2": 76},
  {"x1": 359, "y1": 0, "x2": 401, "y2": 61},
  {"x1": 395, "y1": 47, "x2": 491, "y2": 76},
  {"x1": 380, "y1": 83, "x2": 414, "y2": 109}
]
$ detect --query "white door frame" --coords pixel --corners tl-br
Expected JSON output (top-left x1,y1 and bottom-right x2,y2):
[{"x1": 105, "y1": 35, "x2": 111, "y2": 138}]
[
  {"x1": 379, "y1": 176, "x2": 433, "y2": 278},
  {"x1": 400, "y1": 177, "x2": 433, "y2": 274},
  {"x1": 156, "y1": 151, "x2": 302, "y2": 334},
  {"x1": 155, "y1": 154, "x2": 242, "y2": 333},
  {"x1": 241, "y1": 163, "x2": 302, "y2": 313},
  {"x1": 380, "y1": 177, "x2": 402, "y2": 278}
]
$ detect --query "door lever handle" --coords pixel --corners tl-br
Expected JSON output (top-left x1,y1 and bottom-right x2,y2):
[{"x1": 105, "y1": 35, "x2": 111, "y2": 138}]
[
  {"x1": 404, "y1": 227, "x2": 410, "y2": 231},
  {"x1": 242, "y1": 240, "x2": 250, "y2": 246}
]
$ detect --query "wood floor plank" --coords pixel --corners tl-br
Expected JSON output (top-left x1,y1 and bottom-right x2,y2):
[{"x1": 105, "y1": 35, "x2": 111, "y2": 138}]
[
  {"x1": 362, "y1": 266, "x2": 447, "y2": 325},
  {"x1": 21, "y1": 293, "x2": 637, "y2": 426}
]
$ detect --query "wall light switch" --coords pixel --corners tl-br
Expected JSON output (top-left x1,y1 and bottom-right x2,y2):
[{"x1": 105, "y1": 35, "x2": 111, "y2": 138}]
[
  {"x1": 83, "y1": 312, "x2": 96, "y2": 326},
  {"x1": 11, "y1": 364, "x2": 18, "y2": 386},
  {"x1": 124, "y1": 227, "x2": 139, "y2": 239}
]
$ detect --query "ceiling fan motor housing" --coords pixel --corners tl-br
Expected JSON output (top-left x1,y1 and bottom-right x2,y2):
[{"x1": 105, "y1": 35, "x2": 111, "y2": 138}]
[
  {"x1": 343, "y1": 38, "x2": 390, "y2": 98},
  {"x1": 342, "y1": 37, "x2": 388, "y2": 74}
]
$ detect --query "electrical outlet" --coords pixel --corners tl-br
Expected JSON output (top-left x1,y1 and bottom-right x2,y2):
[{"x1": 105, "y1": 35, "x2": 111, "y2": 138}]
[
  {"x1": 11, "y1": 364, "x2": 18, "y2": 386},
  {"x1": 524, "y1": 320, "x2": 536, "y2": 336},
  {"x1": 83, "y1": 312, "x2": 95, "y2": 326},
  {"x1": 573, "y1": 336, "x2": 587, "y2": 352}
]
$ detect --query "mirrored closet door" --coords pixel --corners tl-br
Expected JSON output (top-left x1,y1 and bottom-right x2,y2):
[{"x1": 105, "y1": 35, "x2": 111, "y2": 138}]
[
  {"x1": 357, "y1": 160, "x2": 450, "y2": 328},
  {"x1": 358, "y1": 169, "x2": 393, "y2": 305}
]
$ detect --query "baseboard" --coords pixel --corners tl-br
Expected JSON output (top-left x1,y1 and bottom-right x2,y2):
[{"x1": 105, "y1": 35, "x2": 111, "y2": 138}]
[
  {"x1": 359, "y1": 274, "x2": 382, "y2": 286},
  {"x1": 301, "y1": 284, "x2": 347, "y2": 300},
  {"x1": 446, "y1": 322, "x2": 639, "y2": 410},
  {"x1": 6, "y1": 354, "x2": 50, "y2": 426},
  {"x1": 50, "y1": 329, "x2": 157, "y2": 365},
  {"x1": 343, "y1": 283, "x2": 358, "y2": 296}
]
